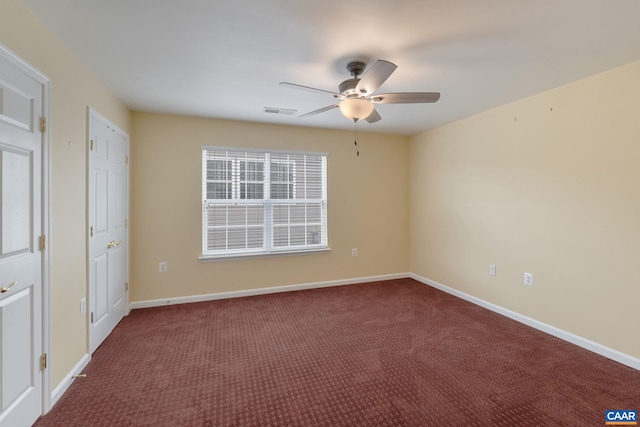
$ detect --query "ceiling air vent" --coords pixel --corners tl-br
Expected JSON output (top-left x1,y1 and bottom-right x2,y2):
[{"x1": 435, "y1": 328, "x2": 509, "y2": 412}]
[{"x1": 264, "y1": 107, "x2": 297, "y2": 115}]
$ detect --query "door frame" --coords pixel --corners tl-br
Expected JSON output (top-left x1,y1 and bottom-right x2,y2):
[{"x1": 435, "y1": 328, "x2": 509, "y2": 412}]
[
  {"x1": 86, "y1": 107, "x2": 130, "y2": 354},
  {"x1": 0, "y1": 43, "x2": 51, "y2": 414}
]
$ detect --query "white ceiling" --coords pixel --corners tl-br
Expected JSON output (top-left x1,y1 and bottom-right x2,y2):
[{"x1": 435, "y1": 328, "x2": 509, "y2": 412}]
[{"x1": 21, "y1": 0, "x2": 640, "y2": 136}]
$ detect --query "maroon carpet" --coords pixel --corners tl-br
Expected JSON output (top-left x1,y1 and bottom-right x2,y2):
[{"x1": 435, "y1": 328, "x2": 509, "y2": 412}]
[{"x1": 35, "y1": 278, "x2": 639, "y2": 426}]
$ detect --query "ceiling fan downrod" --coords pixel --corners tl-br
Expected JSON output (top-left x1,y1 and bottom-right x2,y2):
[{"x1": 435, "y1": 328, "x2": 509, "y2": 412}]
[{"x1": 354, "y1": 120, "x2": 360, "y2": 157}]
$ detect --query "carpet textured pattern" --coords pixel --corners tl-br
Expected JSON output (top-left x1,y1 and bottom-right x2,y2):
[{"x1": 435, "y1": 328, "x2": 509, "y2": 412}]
[{"x1": 35, "y1": 278, "x2": 639, "y2": 426}]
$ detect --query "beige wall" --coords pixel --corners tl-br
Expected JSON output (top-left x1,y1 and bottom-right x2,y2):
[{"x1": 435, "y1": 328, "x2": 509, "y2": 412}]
[
  {"x1": 1, "y1": 0, "x2": 131, "y2": 390},
  {"x1": 410, "y1": 61, "x2": 640, "y2": 359},
  {"x1": 130, "y1": 113, "x2": 410, "y2": 302}
]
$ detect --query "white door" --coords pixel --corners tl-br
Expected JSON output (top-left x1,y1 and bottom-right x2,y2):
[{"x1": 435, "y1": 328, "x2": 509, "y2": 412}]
[
  {"x1": 88, "y1": 110, "x2": 129, "y2": 354},
  {"x1": 0, "y1": 47, "x2": 48, "y2": 427}
]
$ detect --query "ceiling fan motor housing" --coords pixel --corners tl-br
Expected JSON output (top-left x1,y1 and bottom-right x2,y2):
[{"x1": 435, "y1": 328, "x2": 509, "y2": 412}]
[
  {"x1": 339, "y1": 78, "x2": 360, "y2": 96},
  {"x1": 339, "y1": 61, "x2": 367, "y2": 96},
  {"x1": 346, "y1": 61, "x2": 366, "y2": 77}
]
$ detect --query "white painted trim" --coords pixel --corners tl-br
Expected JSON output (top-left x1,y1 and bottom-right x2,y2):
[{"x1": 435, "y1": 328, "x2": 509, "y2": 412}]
[
  {"x1": 199, "y1": 247, "x2": 331, "y2": 262},
  {"x1": 50, "y1": 354, "x2": 90, "y2": 408},
  {"x1": 132, "y1": 272, "x2": 640, "y2": 370},
  {"x1": 129, "y1": 273, "x2": 409, "y2": 310},
  {"x1": 88, "y1": 108, "x2": 128, "y2": 139},
  {"x1": 410, "y1": 273, "x2": 640, "y2": 371},
  {"x1": 40, "y1": 66, "x2": 52, "y2": 416}
]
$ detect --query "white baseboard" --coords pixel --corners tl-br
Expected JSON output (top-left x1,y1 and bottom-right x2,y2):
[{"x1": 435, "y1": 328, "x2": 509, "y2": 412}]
[
  {"x1": 50, "y1": 353, "x2": 90, "y2": 410},
  {"x1": 129, "y1": 272, "x2": 639, "y2": 370},
  {"x1": 129, "y1": 273, "x2": 410, "y2": 310},
  {"x1": 410, "y1": 273, "x2": 640, "y2": 371}
]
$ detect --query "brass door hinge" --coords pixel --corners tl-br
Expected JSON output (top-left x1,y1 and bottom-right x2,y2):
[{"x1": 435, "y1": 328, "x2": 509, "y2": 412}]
[
  {"x1": 39, "y1": 235, "x2": 46, "y2": 251},
  {"x1": 40, "y1": 117, "x2": 47, "y2": 133},
  {"x1": 40, "y1": 353, "x2": 47, "y2": 370}
]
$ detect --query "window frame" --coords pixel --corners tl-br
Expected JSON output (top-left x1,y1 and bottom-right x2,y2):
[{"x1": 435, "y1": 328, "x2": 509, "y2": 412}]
[{"x1": 200, "y1": 146, "x2": 329, "y2": 260}]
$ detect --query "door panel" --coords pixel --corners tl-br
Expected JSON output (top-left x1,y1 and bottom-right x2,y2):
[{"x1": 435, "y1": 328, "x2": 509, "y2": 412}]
[
  {"x1": 88, "y1": 111, "x2": 129, "y2": 354},
  {"x1": 1, "y1": 149, "x2": 31, "y2": 254},
  {"x1": 113, "y1": 245, "x2": 125, "y2": 308},
  {"x1": 94, "y1": 169, "x2": 108, "y2": 234},
  {"x1": 0, "y1": 288, "x2": 33, "y2": 410},
  {"x1": 0, "y1": 79, "x2": 34, "y2": 132},
  {"x1": 0, "y1": 46, "x2": 45, "y2": 427},
  {"x1": 114, "y1": 172, "x2": 125, "y2": 229},
  {"x1": 93, "y1": 253, "x2": 108, "y2": 323}
]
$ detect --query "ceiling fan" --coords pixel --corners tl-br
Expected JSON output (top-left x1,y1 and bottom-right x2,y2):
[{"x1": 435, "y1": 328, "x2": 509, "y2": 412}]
[{"x1": 280, "y1": 59, "x2": 440, "y2": 123}]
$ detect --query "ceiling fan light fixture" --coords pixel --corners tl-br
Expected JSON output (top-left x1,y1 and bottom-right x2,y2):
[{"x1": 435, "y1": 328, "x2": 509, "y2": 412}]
[
  {"x1": 281, "y1": 58, "x2": 440, "y2": 124},
  {"x1": 338, "y1": 98, "x2": 374, "y2": 122}
]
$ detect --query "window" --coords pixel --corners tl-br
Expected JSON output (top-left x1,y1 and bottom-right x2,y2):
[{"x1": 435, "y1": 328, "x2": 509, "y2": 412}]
[{"x1": 202, "y1": 147, "x2": 328, "y2": 258}]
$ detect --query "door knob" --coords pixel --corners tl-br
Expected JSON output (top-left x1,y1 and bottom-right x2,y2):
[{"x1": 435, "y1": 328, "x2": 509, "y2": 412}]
[
  {"x1": 0, "y1": 281, "x2": 17, "y2": 293},
  {"x1": 107, "y1": 240, "x2": 122, "y2": 249}
]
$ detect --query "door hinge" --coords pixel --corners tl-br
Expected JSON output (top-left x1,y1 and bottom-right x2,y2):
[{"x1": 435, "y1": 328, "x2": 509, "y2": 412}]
[
  {"x1": 91, "y1": 312, "x2": 94, "y2": 323},
  {"x1": 125, "y1": 155, "x2": 129, "y2": 165},
  {"x1": 125, "y1": 219, "x2": 128, "y2": 229},
  {"x1": 39, "y1": 235, "x2": 46, "y2": 251},
  {"x1": 90, "y1": 226, "x2": 94, "y2": 237},
  {"x1": 40, "y1": 117, "x2": 47, "y2": 133},
  {"x1": 125, "y1": 282, "x2": 129, "y2": 291},
  {"x1": 40, "y1": 353, "x2": 47, "y2": 370},
  {"x1": 90, "y1": 139, "x2": 94, "y2": 151}
]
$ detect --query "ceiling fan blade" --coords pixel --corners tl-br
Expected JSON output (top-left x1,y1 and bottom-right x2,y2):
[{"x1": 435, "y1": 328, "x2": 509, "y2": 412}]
[
  {"x1": 365, "y1": 108, "x2": 381, "y2": 123},
  {"x1": 371, "y1": 92, "x2": 441, "y2": 104},
  {"x1": 355, "y1": 60, "x2": 397, "y2": 95},
  {"x1": 279, "y1": 82, "x2": 340, "y2": 97},
  {"x1": 299, "y1": 104, "x2": 339, "y2": 118}
]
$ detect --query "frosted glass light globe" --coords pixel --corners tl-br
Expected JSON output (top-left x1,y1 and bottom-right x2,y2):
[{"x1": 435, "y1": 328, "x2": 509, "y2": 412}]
[{"x1": 338, "y1": 98, "x2": 374, "y2": 121}]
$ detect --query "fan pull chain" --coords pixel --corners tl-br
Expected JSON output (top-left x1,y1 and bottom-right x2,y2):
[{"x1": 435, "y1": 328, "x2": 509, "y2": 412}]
[{"x1": 354, "y1": 120, "x2": 360, "y2": 157}]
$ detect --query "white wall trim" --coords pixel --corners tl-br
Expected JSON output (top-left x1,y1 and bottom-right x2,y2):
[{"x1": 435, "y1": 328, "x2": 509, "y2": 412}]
[
  {"x1": 129, "y1": 273, "x2": 409, "y2": 310},
  {"x1": 130, "y1": 272, "x2": 639, "y2": 371},
  {"x1": 410, "y1": 273, "x2": 640, "y2": 371},
  {"x1": 50, "y1": 353, "x2": 90, "y2": 408}
]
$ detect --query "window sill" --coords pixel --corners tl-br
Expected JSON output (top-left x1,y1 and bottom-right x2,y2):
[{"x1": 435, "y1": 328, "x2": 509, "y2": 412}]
[{"x1": 199, "y1": 247, "x2": 331, "y2": 262}]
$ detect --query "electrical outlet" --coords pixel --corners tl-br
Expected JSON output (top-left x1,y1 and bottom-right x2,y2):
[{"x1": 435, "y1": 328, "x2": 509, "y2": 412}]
[
  {"x1": 159, "y1": 261, "x2": 168, "y2": 272},
  {"x1": 351, "y1": 248, "x2": 358, "y2": 257},
  {"x1": 489, "y1": 265, "x2": 496, "y2": 276},
  {"x1": 524, "y1": 272, "x2": 534, "y2": 286},
  {"x1": 80, "y1": 297, "x2": 86, "y2": 315}
]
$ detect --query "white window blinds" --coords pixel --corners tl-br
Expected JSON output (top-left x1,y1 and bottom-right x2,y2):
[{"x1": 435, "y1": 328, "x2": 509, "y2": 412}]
[{"x1": 202, "y1": 147, "x2": 327, "y2": 257}]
